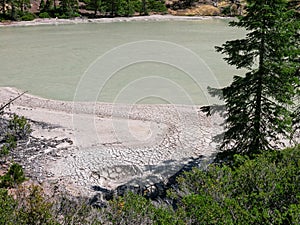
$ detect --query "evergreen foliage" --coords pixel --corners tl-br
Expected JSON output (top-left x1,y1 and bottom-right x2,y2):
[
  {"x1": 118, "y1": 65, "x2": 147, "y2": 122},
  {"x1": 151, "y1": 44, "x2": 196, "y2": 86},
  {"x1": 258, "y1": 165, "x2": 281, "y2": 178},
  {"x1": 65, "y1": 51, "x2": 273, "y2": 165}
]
[
  {"x1": 0, "y1": 146, "x2": 299, "y2": 223},
  {"x1": 39, "y1": 11, "x2": 51, "y2": 18},
  {"x1": 210, "y1": 0, "x2": 300, "y2": 158},
  {"x1": 0, "y1": 163, "x2": 26, "y2": 188},
  {"x1": 8, "y1": 114, "x2": 32, "y2": 139},
  {"x1": 106, "y1": 146, "x2": 300, "y2": 224},
  {"x1": 39, "y1": 0, "x2": 45, "y2": 11},
  {"x1": 84, "y1": 0, "x2": 166, "y2": 17},
  {"x1": 0, "y1": 113, "x2": 31, "y2": 156},
  {"x1": 0, "y1": 185, "x2": 59, "y2": 225},
  {"x1": 0, "y1": 189, "x2": 16, "y2": 224},
  {"x1": 0, "y1": 0, "x2": 31, "y2": 20},
  {"x1": 59, "y1": 0, "x2": 79, "y2": 18},
  {"x1": 168, "y1": 146, "x2": 300, "y2": 224}
]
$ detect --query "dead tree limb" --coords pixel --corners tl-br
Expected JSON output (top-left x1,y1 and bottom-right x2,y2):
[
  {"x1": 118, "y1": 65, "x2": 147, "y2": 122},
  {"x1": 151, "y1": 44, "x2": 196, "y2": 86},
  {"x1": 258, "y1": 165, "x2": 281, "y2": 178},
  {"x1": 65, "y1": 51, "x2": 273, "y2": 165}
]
[{"x1": 0, "y1": 91, "x2": 28, "y2": 113}]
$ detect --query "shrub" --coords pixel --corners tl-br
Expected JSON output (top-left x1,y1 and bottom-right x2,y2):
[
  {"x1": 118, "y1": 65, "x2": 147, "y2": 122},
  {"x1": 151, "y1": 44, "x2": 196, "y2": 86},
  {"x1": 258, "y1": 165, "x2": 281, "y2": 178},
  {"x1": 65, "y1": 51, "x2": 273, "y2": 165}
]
[
  {"x1": 0, "y1": 114, "x2": 30, "y2": 158},
  {"x1": 55, "y1": 195, "x2": 102, "y2": 224},
  {"x1": 0, "y1": 145, "x2": 10, "y2": 157},
  {"x1": 106, "y1": 192, "x2": 155, "y2": 224},
  {"x1": 0, "y1": 188, "x2": 17, "y2": 224},
  {"x1": 0, "y1": 163, "x2": 26, "y2": 188},
  {"x1": 8, "y1": 114, "x2": 31, "y2": 139},
  {"x1": 171, "y1": 146, "x2": 300, "y2": 224},
  {"x1": 58, "y1": 13, "x2": 69, "y2": 19},
  {"x1": 21, "y1": 12, "x2": 36, "y2": 21},
  {"x1": 0, "y1": 146, "x2": 298, "y2": 224},
  {"x1": 147, "y1": 0, "x2": 167, "y2": 13},
  {"x1": 105, "y1": 146, "x2": 300, "y2": 224},
  {"x1": 220, "y1": 5, "x2": 231, "y2": 15},
  {"x1": 39, "y1": 12, "x2": 51, "y2": 18},
  {"x1": 0, "y1": 135, "x2": 14, "y2": 157},
  {"x1": 15, "y1": 185, "x2": 57, "y2": 225},
  {"x1": 0, "y1": 185, "x2": 58, "y2": 224}
]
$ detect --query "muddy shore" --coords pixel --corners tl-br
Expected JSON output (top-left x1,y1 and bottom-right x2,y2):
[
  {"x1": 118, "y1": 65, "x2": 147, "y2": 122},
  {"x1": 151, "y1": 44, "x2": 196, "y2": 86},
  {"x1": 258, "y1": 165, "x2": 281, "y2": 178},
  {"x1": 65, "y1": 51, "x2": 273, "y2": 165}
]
[{"x1": 0, "y1": 87, "x2": 223, "y2": 198}]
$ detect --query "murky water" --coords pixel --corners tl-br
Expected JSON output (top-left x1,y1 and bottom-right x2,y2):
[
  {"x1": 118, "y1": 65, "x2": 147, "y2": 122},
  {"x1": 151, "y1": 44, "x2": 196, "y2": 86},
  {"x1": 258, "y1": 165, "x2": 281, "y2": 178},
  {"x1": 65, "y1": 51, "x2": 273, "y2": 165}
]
[{"x1": 0, "y1": 19, "x2": 245, "y2": 104}]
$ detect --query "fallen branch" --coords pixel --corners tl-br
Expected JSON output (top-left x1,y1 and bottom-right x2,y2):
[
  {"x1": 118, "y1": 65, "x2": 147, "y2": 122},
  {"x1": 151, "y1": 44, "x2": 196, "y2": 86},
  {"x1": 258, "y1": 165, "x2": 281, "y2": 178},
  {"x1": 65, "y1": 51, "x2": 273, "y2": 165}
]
[{"x1": 0, "y1": 91, "x2": 27, "y2": 113}]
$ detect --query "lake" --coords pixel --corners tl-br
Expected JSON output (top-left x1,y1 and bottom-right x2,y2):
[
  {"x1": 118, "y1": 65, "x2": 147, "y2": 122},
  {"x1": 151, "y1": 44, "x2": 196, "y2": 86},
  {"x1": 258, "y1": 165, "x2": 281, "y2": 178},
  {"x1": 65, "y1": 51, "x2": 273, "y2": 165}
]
[{"x1": 0, "y1": 19, "x2": 245, "y2": 105}]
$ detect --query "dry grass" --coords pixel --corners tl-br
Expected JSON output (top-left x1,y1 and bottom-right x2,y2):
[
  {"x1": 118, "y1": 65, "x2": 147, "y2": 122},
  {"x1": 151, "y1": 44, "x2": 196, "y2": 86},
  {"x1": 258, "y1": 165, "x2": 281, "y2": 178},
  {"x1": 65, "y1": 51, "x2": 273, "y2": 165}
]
[{"x1": 175, "y1": 5, "x2": 221, "y2": 16}]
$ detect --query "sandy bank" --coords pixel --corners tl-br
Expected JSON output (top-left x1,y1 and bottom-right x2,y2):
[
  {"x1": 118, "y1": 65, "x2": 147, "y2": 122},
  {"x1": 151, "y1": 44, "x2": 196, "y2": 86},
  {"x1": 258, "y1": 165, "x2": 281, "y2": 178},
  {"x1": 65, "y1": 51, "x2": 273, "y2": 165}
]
[
  {"x1": 0, "y1": 15, "x2": 230, "y2": 27},
  {"x1": 1, "y1": 87, "x2": 223, "y2": 196}
]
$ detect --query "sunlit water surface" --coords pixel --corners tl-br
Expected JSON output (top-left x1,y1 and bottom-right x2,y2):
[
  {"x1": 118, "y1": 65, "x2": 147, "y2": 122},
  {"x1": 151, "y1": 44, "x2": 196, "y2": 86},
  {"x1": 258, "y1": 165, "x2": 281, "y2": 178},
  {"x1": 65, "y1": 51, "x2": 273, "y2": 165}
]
[{"x1": 0, "y1": 19, "x2": 246, "y2": 104}]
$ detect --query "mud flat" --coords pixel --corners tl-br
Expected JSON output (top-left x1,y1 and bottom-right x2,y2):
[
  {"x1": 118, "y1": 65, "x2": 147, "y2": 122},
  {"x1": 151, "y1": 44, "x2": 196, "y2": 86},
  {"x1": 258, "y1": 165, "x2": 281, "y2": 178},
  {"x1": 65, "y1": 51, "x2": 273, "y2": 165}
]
[{"x1": 0, "y1": 87, "x2": 223, "y2": 197}]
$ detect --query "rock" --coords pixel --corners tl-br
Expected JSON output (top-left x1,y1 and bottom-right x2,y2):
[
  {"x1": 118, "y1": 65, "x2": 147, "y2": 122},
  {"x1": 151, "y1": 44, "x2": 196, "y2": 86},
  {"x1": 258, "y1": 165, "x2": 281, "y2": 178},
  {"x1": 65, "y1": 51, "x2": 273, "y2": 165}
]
[
  {"x1": 91, "y1": 185, "x2": 114, "y2": 201},
  {"x1": 116, "y1": 184, "x2": 143, "y2": 196},
  {"x1": 89, "y1": 194, "x2": 108, "y2": 208}
]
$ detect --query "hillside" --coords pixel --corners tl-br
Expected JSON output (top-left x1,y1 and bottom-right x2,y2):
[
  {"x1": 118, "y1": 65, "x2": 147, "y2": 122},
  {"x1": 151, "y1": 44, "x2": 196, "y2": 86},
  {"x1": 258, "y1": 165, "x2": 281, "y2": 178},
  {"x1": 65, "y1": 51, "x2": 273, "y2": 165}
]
[{"x1": 1, "y1": 0, "x2": 299, "y2": 21}]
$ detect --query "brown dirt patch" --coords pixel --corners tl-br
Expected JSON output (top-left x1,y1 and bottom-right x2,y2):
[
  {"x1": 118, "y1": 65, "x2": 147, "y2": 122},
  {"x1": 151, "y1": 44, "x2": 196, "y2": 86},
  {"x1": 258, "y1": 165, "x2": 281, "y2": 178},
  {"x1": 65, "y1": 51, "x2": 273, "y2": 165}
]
[{"x1": 175, "y1": 5, "x2": 220, "y2": 16}]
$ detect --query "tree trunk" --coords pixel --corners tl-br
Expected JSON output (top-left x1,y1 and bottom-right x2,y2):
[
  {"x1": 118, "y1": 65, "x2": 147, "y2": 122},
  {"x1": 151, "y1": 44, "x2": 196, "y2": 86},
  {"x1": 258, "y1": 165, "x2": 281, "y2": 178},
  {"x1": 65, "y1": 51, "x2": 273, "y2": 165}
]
[
  {"x1": 11, "y1": 0, "x2": 16, "y2": 20},
  {"x1": 253, "y1": 27, "x2": 266, "y2": 151},
  {"x1": 94, "y1": 0, "x2": 97, "y2": 17},
  {"x1": 126, "y1": 0, "x2": 129, "y2": 16},
  {"x1": 111, "y1": 0, "x2": 115, "y2": 16},
  {"x1": 2, "y1": 0, "x2": 6, "y2": 15},
  {"x1": 141, "y1": 0, "x2": 146, "y2": 15}
]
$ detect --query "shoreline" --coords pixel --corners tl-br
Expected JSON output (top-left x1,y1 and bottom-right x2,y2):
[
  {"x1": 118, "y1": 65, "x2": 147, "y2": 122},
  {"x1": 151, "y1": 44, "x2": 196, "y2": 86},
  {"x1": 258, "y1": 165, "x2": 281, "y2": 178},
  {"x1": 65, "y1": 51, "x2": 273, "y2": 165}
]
[
  {"x1": 0, "y1": 87, "x2": 223, "y2": 197},
  {"x1": 1, "y1": 87, "x2": 298, "y2": 199},
  {"x1": 0, "y1": 14, "x2": 231, "y2": 27}
]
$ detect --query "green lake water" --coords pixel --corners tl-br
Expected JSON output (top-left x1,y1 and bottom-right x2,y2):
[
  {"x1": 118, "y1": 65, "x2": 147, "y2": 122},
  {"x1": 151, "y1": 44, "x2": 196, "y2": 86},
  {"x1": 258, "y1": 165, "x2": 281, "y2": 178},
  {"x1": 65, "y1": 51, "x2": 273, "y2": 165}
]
[{"x1": 0, "y1": 19, "x2": 246, "y2": 105}]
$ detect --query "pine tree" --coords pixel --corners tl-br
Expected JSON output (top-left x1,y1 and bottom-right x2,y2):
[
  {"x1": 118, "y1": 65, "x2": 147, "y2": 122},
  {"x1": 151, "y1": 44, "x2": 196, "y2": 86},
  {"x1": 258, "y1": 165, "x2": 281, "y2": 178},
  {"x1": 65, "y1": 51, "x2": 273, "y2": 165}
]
[
  {"x1": 90, "y1": 0, "x2": 102, "y2": 17},
  {"x1": 60, "y1": 0, "x2": 78, "y2": 17},
  {"x1": 44, "y1": 0, "x2": 52, "y2": 12},
  {"x1": 211, "y1": 0, "x2": 300, "y2": 159},
  {"x1": 39, "y1": 0, "x2": 45, "y2": 12}
]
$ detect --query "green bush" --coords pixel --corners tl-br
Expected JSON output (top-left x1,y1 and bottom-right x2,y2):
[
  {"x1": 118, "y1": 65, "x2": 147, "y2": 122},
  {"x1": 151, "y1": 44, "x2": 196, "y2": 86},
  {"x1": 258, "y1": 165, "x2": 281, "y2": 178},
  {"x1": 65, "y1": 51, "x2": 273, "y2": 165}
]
[
  {"x1": 39, "y1": 12, "x2": 51, "y2": 18},
  {"x1": 147, "y1": 0, "x2": 167, "y2": 13},
  {"x1": 0, "y1": 146, "x2": 299, "y2": 224},
  {"x1": 105, "y1": 146, "x2": 300, "y2": 224},
  {"x1": 3, "y1": 133, "x2": 17, "y2": 151},
  {"x1": 106, "y1": 192, "x2": 155, "y2": 224},
  {"x1": 116, "y1": 0, "x2": 136, "y2": 16},
  {"x1": 21, "y1": 12, "x2": 36, "y2": 21},
  {"x1": 0, "y1": 188, "x2": 17, "y2": 224},
  {"x1": 170, "y1": 146, "x2": 300, "y2": 224},
  {"x1": 0, "y1": 185, "x2": 59, "y2": 224},
  {"x1": 8, "y1": 114, "x2": 31, "y2": 139},
  {"x1": 0, "y1": 115, "x2": 30, "y2": 158},
  {"x1": 0, "y1": 145, "x2": 9, "y2": 156},
  {"x1": 55, "y1": 195, "x2": 101, "y2": 224},
  {"x1": 0, "y1": 163, "x2": 26, "y2": 188},
  {"x1": 15, "y1": 185, "x2": 57, "y2": 225},
  {"x1": 221, "y1": 5, "x2": 231, "y2": 16},
  {"x1": 0, "y1": 135, "x2": 15, "y2": 156}
]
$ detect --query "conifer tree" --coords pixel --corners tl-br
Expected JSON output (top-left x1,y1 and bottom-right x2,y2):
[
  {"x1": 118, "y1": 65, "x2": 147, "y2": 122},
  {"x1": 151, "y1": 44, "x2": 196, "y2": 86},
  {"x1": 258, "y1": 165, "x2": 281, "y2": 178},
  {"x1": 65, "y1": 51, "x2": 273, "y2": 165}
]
[
  {"x1": 39, "y1": 0, "x2": 45, "y2": 12},
  {"x1": 211, "y1": 0, "x2": 300, "y2": 158}
]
